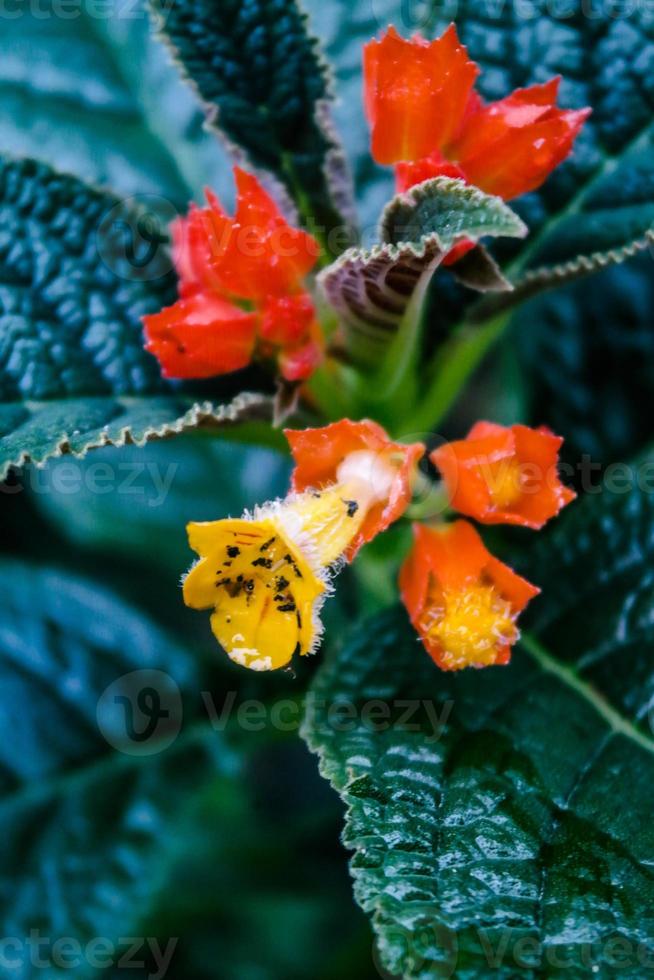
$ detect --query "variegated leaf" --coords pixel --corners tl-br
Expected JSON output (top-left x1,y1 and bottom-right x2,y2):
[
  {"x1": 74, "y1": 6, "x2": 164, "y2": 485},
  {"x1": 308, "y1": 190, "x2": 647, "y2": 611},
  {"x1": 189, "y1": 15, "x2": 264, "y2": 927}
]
[{"x1": 320, "y1": 179, "x2": 526, "y2": 364}]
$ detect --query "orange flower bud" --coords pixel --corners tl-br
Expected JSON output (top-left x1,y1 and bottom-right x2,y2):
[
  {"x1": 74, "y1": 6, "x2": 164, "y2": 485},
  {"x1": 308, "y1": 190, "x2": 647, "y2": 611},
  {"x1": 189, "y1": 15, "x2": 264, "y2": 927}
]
[
  {"x1": 366, "y1": 25, "x2": 590, "y2": 201},
  {"x1": 364, "y1": 25, "x2": 478, "y2": 165},
  {"x1": 143, "y1": 293, "x2": 257, "y2": 378},
  {"x1": 143, "y1": 168, "x2": 323, "y2": 381}
]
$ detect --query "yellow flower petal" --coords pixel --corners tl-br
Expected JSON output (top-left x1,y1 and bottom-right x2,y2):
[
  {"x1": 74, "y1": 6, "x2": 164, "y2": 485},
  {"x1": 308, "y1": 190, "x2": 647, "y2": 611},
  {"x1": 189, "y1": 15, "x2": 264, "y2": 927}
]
[{"x1": 183, "y1": 517, "x2": 325, "y2": 670}]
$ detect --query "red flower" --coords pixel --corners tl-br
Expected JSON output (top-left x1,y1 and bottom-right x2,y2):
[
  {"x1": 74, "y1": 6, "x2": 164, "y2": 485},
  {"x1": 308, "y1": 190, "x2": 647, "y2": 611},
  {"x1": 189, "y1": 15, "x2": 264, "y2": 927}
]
[
  {"x1": 206, "y1": 168, "x2": 318, "y2": 302},
  {"x1": 285, "y1": 419, "x2": 425, "y2": 559},
  {"x1": 364, "y1": 24, "x2": 478, "y2": 166},
  {"x1": 143, "y1": 167, "x2": 323, "y2": 382},
  {"x1": 431, "y1": 421, "x2": 575, "y2": 529},
  {"x1": 400, "y1": 520, "x2": 539, "y2": 670},
  {"x1": 143, "y1": 293, "x2": 257, "y2": 379},
  {"x1": 364, "y1": 26, "x2": 590, "y2": 201}
]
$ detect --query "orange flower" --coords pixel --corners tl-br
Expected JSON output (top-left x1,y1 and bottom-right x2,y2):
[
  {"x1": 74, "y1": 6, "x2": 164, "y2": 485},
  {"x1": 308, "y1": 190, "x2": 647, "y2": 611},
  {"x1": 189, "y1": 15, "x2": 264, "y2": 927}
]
[
  {"x1": 143, "y1": 168, "x2": 322, "y2": 382},
  {"x1": 286, "y1": 419, "x2": 425, "y2": 560},
  {"x1": 400, "y1": 520, "x2": 539, "y2": 670},
  {"x1": 364, "y1": 26, "x2": 590, "y2": 201},
  {"x1": 431, "y1": 422, "x2": 575, "y2": 529}
]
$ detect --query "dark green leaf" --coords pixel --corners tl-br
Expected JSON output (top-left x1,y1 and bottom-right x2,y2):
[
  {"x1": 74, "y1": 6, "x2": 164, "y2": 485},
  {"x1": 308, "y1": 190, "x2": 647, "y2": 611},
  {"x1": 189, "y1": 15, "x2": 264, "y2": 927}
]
[
  {"x1": 0, "y1": 559, "x2": 227, "y2": 971},
  {"x1": 473, "y1": 228, "x2": 654, "y2": 322},
  {"x1": 0, "y1": 157, "x2": 269, "y2": 477},
  {"x1": 304, "y1": 482, "x2": 654, "y2": 979},
  {"x1": 149, "y1": 0, "x2": 355, "y2": 240},
  {"x1": 516, "y1": 253, "x2": 654, "y2": 463},
  {"x1": 0, "y1": 393, "x2": 271, "y2": 479}
]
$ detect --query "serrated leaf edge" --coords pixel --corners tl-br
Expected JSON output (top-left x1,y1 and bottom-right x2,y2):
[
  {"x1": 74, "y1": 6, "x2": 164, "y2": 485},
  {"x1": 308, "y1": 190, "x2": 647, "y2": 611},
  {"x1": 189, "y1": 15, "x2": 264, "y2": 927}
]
[
  {"x1": 519, "y1": 227, "x2": 654, "y2": 291},
  {"x1": 378, "y1": 176, "x2": 529, "y2": 245},
  {"x1": 471, "y1": 227, "x2": 654, "y2": 321},
  {"x1": 0, "y1": 392, "x2": 272, "y2": 479},
  {"x1": 147, "y1": 0, "x2": 355, "y2": 229}
]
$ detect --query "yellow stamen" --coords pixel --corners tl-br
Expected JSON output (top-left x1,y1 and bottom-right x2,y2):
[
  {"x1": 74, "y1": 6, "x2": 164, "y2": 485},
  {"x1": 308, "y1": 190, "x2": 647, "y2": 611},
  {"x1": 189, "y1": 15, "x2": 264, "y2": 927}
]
[
  {"x1": 424, "y1": 583, "x2": 518, "y2": 670},
  {"x1": 281, "y1": 481, "x2": 370, "y2": 568},
  {"x1": 486, "y1": 459, "x2": 523, "y2": 508}
]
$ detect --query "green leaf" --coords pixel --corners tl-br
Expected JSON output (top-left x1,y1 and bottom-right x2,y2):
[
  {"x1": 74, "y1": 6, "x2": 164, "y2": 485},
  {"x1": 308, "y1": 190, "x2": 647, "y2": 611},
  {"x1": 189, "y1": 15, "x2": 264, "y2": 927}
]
[
  {"x1": 0, "y1": 156, "x2": 270, "y2": 478},
  {"x1": 319, "y1": 179, "x2": 525, "y2": 365},
  {"x1": 473, "y1": 228, "x2": 654, "y2": 322},
  {"x1": 380, "y1": 178, "x2": 527, "y2": 250},
  {"x1": 0, "y1": 394, "x2": 271, "y2": 479},
  {"x1": 516, "y1": 130, "x2": 654, "y2": 278},
  {"x1": 304, "y1": 481, "x2": 654, "y2": 979},
  {"x1": 516, "y1": 253, "x2": 654, "y2": 463},
  {"x1": 33, "y1": 436, "x2": 292, "y2": 575},
  {"x1": 297, "y1": 0, "x2": 393, "y2": 231},
  {"x1": 0, "y1": 559, "x2": 228, "y2": 968},
  {"x1": 0, "y1": 1, "x2": 230, "y2": 201},
  {"x1": 149, "y1": 0, "x2": 355, "y2": 241}
]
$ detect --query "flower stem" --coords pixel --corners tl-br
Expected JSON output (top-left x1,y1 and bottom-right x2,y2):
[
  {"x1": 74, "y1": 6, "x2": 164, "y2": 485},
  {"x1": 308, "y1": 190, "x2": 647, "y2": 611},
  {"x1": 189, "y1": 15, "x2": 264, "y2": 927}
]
[
  {"x1": 348, "y1": 257, "x2": 440, "y2": 429},
  {"x1": 404, "y1": 309, "x2": 512, "y2": 434}
]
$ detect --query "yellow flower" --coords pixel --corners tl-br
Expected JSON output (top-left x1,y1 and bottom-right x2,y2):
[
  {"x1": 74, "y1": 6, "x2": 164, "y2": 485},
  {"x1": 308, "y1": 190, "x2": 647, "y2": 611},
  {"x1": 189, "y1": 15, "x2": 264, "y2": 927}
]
[{"x1": 183, "y1": 420, "x2": 425, "y2": 670}]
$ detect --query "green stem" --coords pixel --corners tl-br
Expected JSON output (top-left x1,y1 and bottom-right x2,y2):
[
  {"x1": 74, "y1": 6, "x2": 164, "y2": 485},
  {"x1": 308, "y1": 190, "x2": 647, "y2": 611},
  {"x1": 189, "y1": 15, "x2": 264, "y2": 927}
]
[
  {"x1": 344, "y1": 257, "x2": 442, "y2": 431},
  {"x1": 404, "y1": 477, "x2": 450, "y2": 522},
  {"x1": 405, "y1": 310, "x2": 512, "y2": 434},
  {"x1": 306, "y1": 358, "x2": 362, "y2": 421}
]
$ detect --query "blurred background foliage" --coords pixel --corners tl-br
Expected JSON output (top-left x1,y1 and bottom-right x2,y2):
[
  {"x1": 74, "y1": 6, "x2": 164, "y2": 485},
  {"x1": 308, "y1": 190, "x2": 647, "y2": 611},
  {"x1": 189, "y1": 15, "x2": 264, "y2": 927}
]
[
  {"x1": 0, "y1": 436, "x2": 378, "y2": 979},
  {"x1": 1, "y1": 0, "x2": 653, "y2": 976}
]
